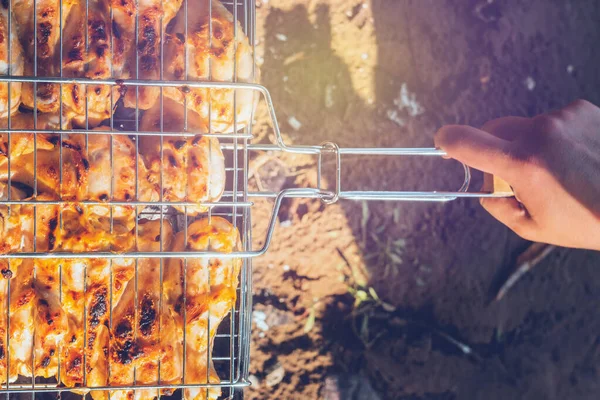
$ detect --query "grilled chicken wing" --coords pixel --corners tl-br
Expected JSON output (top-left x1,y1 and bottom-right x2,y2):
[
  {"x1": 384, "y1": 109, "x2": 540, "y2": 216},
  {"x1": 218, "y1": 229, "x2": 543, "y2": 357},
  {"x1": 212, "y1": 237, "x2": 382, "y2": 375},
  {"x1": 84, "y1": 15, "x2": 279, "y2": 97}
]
[
  {"x1": 85, "y1": 258, "x2": 111, "y2": 400},
  {"x1": 164, "y1": 0, "x2": 257, "y2": 133},
  {"x1": 0, "y1": 116, "x2": 89, "y2": 201},
  {"x1": 110, "y1": 0, "x2": 135, "y2": 79},
  {"x1": 122, "y1": 0, "x2": 183, "y2": 111},
  {"x1": 87, "y1": 128, "x2": 159, "y2": 204},
  {"x1": 0, "y1": 2, "x2": 25, "y2": 118},
  {"x1": 109, "y1": 220, "x2": 173, "y2": 400},
  {"x1": 59, "y1": 256, "x2": 132, "y2": 399},
  {"x1": 62, "y1": 0, "x2": 121, "y2": 128},
  {"x1": 16, "y1": 0, "x2": 78, "y2": 114},
  {"x1": 132, "y1": 219, "x2": 174, "y2": 400},
  {"x1": 33, "y1": 259, "x2": 69, "y2": 378},
  {"x1": 139, "y1": 98, "x2": 225, "y2": 215},
  {"x1": 166, "y1": 217, "x2": 241, "y2": 400},
  {"x1": 59, "y1": 259, "x2": 86, "y2": 388},
  {"x1": 8, "y1": 258, "x2": 35, "y2": 381}
]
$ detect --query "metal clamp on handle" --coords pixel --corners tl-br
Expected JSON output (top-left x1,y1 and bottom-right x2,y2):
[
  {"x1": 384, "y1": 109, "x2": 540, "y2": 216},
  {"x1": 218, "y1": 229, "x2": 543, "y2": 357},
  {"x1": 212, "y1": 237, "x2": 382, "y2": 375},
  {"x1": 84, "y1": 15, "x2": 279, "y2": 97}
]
[{"x1": 318, "y1": 141, "x2": 341, "y2": 204}]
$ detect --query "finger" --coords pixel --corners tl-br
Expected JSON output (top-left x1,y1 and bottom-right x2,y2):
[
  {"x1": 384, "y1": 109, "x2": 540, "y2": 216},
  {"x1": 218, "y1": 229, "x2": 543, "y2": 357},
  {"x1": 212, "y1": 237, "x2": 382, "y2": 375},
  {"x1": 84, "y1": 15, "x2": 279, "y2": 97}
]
[
  {"x1": 480, "y1": 197, "x2": 537, "y2": 240},
  {"x1": 435, "y1": 125, "x2": 517, "y2": 178},
  {"x1": 481, "y1": 117, "x2": 535, "y2": 141}
]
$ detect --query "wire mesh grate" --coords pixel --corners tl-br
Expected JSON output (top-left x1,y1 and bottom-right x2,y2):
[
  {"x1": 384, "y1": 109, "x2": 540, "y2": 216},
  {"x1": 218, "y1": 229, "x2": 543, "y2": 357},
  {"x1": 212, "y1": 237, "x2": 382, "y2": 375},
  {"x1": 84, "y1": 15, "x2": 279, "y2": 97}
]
[{"x1": 0, "y1": 0, "x2": 255, "y2": 399}]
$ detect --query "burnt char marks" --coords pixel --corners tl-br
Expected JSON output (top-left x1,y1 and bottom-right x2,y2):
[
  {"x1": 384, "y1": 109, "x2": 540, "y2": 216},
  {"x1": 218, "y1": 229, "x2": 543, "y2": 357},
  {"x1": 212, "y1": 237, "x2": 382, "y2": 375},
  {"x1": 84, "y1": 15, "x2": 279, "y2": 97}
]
[
  {"x1": 37, "y1": 21, "x2": 54, "y2": 58},
  {"x1": 47, "y1": 216, "x2": 58, "y2": 251},
  {"x1": 139, "y1": 24, "x2": 158, "y2": 54},
  {"x1": 68, "y1": 47, "x2": 84, "y2": 63},
  {"x1": 136, "y1": 9, "x2": 161, "y2": 76},
  {"x1": 113, "y1": 319, "x2": 141, "y2": 364},
  {"x1": 113, "y1": 318, "x2": 141, "y2": 365},
  {"x1": 112, "y1": 20, "x2": 122, "y2": 40},
  {"x1": 139, "y1": 295, "x2": 156, "y2": 337},
  {"x1": 190, "y1": 154, "x2": 200, "y2": 169},
  {"x1": 173, "y1": 140, "x2": 187, "y2": 150},
  {"x1": 90, "y1": 17, "x2": 110, "y2": 59},
  {"x1": 71, "y1": 84, "x2": 81, "y2": 106},
  {"x1": 192, "y1": 135, "x2": 203, "y2": 146},
  {"x1": 167, "y1": 154, "x2": 177, "y2": 168},
  {"x1": 41, "y1": 356, "x2": 51, "y2": 368},
  {"x1": 37, "y1": 83, "x2": 58, "y2": 101},
  {"x1": 140, "y1": 54, "x2": 157, "y2": 73},
  {"x1": 90, "y1": 18, "x2": 108, "y2": 43},
  {"x1": 89, "y1": 287, "x2": 108, "y2": 328},
  {"x1": 115, "y1": 320, "x2": 132, "y2": 339},
  {"x1": 115, "y1": 339, "x2": 140, "y2": 365},
  {"x1": 62, "y1": 140, "x2": 82, "y2": 152}
]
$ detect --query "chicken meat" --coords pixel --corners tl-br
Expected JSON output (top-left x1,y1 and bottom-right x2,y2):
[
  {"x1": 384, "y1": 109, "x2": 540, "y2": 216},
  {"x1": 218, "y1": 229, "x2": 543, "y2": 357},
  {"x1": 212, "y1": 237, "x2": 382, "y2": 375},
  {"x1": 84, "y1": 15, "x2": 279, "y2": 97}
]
[
  {"x1": 139, "y1": 98, "x2": 225, "y2": 215},
  {"x1": 163, "y1": 0, "x2": 257, "y2": 133},
  {"x1": 122, "y1": 0, "x2": 183, "y2": 110},
  {"x1": 165, "y1": 216, "x2": 241, "y2": 400},
  {"x1": 132, "y1": 219, "x2": 174, "y2": 400},
  {"x1": 61, "y1": 0, "x2": 121, "y2": 128},
  {"x1": 0, "y1": 2, "x2": 25, "y2": 118},
  {"x1": 109, "y1": 219, "x2": 173, "y2": 400},
  {"x1": 32, "y1": 259, "x2": 69, "y2": 378},
  {"x1": 15, "y1": 0, "x2": 78, "y2": 114},
  {"x1": 7, "y1": 258, "x2": 35, "y2": 381}
]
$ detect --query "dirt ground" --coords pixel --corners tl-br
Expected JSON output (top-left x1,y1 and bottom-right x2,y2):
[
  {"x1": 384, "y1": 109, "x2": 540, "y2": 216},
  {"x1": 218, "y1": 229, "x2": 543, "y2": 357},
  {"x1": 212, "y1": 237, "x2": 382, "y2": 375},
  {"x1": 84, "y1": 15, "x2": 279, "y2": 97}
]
[{"x1": 244, "y1": 1, "x2": 600, "y2": 399}]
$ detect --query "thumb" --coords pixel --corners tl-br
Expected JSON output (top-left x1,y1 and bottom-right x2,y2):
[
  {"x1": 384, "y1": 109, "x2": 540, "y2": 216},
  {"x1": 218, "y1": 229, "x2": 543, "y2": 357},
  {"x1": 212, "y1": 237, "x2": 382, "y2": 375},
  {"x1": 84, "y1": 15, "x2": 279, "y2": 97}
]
[
  {"x1": 435, "y1": 125, "x2": 518, "y2": 179},
  {"x1": 480, "y1": 197, "x2": 536, "y2": 240}
]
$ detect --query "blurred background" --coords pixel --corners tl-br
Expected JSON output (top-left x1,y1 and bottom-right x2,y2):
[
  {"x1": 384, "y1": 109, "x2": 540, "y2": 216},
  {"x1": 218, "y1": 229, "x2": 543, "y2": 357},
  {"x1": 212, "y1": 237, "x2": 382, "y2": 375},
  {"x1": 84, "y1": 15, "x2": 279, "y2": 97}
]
[{"x1": 245, "y1": 0, "x2": 600, "y2": 399}]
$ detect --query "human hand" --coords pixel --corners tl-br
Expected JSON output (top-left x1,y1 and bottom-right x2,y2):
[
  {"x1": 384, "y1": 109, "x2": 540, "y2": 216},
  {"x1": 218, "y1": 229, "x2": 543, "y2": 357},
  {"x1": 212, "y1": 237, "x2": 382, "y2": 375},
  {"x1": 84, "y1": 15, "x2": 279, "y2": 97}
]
[{"x1": 434, "y1": 100, "x2": 600, "y2": 251}]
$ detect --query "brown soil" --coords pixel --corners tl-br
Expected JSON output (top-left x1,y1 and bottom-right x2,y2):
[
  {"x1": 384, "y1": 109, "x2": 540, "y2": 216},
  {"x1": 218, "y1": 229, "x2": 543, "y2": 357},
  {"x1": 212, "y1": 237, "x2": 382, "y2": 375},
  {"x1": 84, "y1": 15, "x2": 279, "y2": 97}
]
[{"x1": 246, "y1": 1, "x2": 600, "y2": 399}]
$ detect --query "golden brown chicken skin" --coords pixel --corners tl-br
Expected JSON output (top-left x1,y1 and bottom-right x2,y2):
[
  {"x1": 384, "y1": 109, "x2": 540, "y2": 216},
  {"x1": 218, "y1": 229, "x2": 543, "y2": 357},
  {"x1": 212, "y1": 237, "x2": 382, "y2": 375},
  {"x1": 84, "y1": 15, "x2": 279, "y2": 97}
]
[
  {"x1": 166, "y1": 216, "x2": 241, "y2": 400},
  {"x1": 163, "y1": 0, "x2": 257, "y2": 133},
  {"x1": 0, "y1": 2, "x2": 25, "y2": 118},
  {"x1": 139, "y1": 97, "x2": 225, "y2": 215},
  {"x1": 122, "y1": 0, "x2": 183, "y2": 110}
]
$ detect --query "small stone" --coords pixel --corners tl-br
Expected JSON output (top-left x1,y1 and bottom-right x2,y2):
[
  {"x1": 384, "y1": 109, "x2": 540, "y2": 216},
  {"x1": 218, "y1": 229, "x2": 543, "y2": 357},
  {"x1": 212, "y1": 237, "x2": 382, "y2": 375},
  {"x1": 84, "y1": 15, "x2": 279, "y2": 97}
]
[
  {"x1": 524, "y1": 76, "x2": 536, "y2": 91},
  {"x1": 275, "y1": 33, "x2": 288, "y2": 41},
  {"x1": 282, "y1": 75, "x2": 289, "y2": 82},
  {"x1": 265, "y1": 362, "x2": 285, "y2": 387},
  {"x1": 287, "y1": 116, "x2": 302, "y2": 131},
  {"x1": 283, "y1": 264, "x2": 290, "y2": 272},
  {"x1": 387, "y1": 109, "x2": 405, "y2": 127},
  {"x1": 325, "y1": 84, "x2": 336, "y2": 108},
  {"x1": 323, "y1": 376, "x2": 340, "y2": 400},
  {"x1": 361, "y1": 53, "x2": 369, "y2": 60},
  {"x1": 280, "y1": 219, "x2": 292, "y2": 228},
  {"x1": 253, "y1": 311, "x2": 269, "y2": 332}
]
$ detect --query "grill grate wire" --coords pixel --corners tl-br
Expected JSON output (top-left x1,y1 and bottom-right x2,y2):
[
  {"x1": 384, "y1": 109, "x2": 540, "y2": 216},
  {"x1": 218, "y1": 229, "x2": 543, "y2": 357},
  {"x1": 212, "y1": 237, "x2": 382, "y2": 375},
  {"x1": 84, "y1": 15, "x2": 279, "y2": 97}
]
[{"x1": 0, "y1": 0, "x2": 255, "y2": 399}]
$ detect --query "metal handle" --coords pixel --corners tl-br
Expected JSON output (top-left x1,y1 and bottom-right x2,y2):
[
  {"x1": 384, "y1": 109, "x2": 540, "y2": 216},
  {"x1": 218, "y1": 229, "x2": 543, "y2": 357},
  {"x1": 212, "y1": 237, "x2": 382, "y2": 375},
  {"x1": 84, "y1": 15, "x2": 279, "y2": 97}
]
[
  {"x1": 0, "y1": 80, "x2": 514, "y2": 260},
  {"x1": 249, "y1": 82, "x2": 514, "y2": 203}
]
